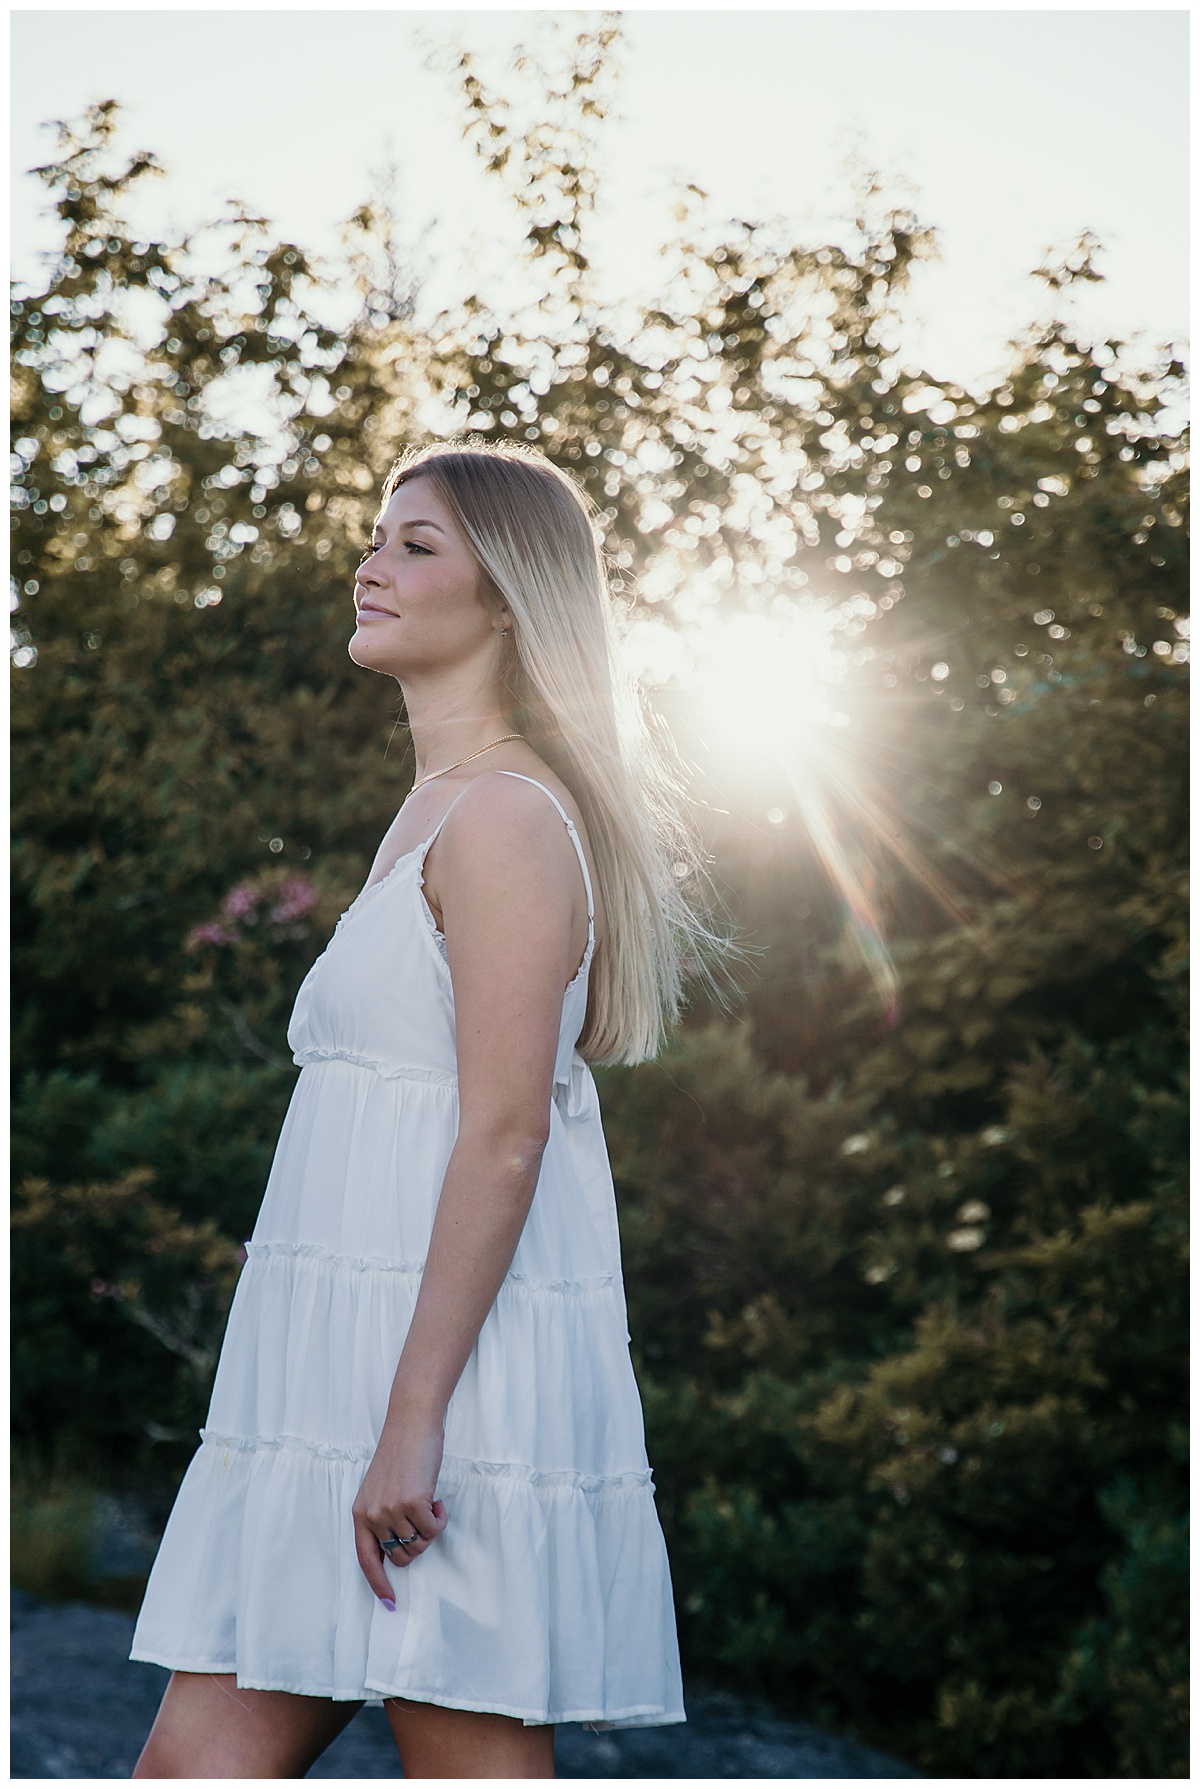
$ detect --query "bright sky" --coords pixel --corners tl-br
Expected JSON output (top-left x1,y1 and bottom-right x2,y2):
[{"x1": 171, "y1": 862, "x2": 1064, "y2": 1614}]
[{"x1": 10, "y1": 7, "x2": 1190, "y2": 391}]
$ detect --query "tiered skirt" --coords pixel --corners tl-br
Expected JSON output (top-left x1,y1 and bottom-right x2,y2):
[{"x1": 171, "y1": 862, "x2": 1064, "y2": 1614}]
[{"x1": 129, "y1": 1061, "x2": 685, "y2": 1727}]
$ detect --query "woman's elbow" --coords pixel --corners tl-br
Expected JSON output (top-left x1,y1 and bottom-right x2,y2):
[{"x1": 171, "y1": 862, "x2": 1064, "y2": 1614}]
[
  {"x1": 499, "y1": 1124, "x2": 551, "y2": 1181},
  {"x1": 460, "y1": 1113, "x2": 551, "y2": 1181}
]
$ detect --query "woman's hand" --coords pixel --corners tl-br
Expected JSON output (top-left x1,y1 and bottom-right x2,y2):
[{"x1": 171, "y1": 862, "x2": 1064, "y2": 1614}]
[{"x1": 352, "y1": 1412, "x2": 449, "y2": 1605}]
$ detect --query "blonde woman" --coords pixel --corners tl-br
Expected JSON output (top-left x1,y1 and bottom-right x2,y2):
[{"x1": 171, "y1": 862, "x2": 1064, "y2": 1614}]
[{"x1": 129, "y1": 442, "x2": 708, "y2": 1777}]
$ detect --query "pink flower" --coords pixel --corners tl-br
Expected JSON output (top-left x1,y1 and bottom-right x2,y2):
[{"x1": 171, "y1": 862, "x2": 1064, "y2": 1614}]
[
  {"x1": 269, "y1": 876, "x2": 319, "y2": 924},
  {"x1": 222, "y1": 881, "x2": 262, "y2": 920},
  {"x1": 186, "y1": 920, "x2": 236, "y2": 949}
]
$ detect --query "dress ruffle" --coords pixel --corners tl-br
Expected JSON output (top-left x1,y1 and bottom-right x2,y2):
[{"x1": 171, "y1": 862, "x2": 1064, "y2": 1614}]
[
  {"x1": 129, "y1": 1428, "x2": 683, "y2": 1725},
  {"x1": 203, "y1": 1241, "x2": 648, "y2": 1481}
]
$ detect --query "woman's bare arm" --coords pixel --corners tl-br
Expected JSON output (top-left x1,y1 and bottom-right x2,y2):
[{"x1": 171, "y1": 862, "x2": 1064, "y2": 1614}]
[{"x1": 351, "y1": 773, "x2": 590, "y2": 1602}]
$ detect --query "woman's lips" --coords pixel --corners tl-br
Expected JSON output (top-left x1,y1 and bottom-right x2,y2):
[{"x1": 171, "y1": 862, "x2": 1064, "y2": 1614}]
[{"x1": 356, "y1": 601, "x2": 397, "y2": 619}]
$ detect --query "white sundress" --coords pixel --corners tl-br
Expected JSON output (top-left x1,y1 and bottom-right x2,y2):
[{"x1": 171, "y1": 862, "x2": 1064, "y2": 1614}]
[{"x1": 129, "y1": 770, "x2": 686, "y2": 1729}]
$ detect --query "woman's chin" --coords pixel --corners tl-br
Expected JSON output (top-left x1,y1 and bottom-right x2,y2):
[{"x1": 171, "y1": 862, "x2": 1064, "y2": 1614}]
[{"x1": 348, "y1": 632, "x2": 398, "y2": 674}]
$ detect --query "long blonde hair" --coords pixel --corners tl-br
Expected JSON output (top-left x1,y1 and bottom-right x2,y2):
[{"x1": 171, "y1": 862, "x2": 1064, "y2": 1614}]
[{"x1": 382, "y1": 439, "x2": 719, "y2": 1066}]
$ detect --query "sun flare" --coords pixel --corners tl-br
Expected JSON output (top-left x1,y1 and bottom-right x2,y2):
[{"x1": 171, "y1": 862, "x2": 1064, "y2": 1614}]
[
  {"x1": 623, "y1": 600, "x2": 848, "y2": 785},
  {"x1": 682, "y1": 607, "x2": 846, "y2": 774},
  {"x1": 623, "y1": 598, "x2": 899, "y2": 1017}
]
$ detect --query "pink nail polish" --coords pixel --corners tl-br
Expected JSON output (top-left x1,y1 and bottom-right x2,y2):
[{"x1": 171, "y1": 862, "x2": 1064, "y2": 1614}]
[{"x1": 381, "y1": 1596, "x2": 396, "y2": 1612}]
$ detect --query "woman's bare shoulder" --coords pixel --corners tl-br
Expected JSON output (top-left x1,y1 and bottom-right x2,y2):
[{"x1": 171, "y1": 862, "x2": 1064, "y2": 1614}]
[
  {"x1": 432, "y1": 764, "x2": 602, "y2": 936},
  {"x1": 437, "y1": 766, "x2": 578, "y2": 858}
]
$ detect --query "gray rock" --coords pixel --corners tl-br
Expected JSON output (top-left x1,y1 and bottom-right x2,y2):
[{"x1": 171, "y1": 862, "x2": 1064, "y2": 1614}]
[
  {"x1": 553, "y1": 1699, "x2": 917, "y2": 1779},
  {"x1": 11, "y1": 1591, "x2": 170, "y2": 1780},
  {"x1": 11, "y1": 1590, "x2": 916, "y2": 1779}
]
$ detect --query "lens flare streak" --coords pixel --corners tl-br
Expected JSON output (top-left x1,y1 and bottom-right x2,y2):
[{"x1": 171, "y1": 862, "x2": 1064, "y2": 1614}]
[{"x1": 785, "y1": 763, "x2": 899, "y2": 1022}]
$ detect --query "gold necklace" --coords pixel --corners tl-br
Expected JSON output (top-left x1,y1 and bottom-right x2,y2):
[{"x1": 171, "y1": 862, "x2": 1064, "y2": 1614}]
[{"x1": 409, "y1": 734, "x2": 524, "y2": 796}]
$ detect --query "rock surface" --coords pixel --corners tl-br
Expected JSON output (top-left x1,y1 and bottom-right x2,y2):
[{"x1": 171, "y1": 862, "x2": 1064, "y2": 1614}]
[{"x1": 11, "y1": 1590, "x2": 916, "y2": 1779}]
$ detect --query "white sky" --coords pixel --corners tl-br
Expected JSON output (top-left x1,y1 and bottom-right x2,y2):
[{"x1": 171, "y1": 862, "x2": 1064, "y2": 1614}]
[{"x1": 10, "y1": 8, "x2": 1190, "y2": 391}]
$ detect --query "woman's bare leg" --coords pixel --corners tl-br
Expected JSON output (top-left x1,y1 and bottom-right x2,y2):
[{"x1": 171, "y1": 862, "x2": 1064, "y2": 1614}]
[
  {"x1": 132, "y1": 1671, "x2": 363, "y2": 1779},
  {"x1": 383, "y1": 1696, "x2": 556, "y2": 1779}
]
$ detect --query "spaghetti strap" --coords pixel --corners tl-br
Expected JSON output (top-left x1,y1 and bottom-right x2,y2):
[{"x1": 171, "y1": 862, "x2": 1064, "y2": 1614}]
[
  {"x1": 422, "y1": 780, "x2": 476, "y2": 854},
  {"x1": 493, "y1": 770, "x2": 596, "y2": 945}
]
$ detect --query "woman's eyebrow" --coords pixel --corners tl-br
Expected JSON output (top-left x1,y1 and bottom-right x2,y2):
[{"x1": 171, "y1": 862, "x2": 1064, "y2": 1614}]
[{"x1": 372, "y1": 517, "x2": 444, "y2": 541}]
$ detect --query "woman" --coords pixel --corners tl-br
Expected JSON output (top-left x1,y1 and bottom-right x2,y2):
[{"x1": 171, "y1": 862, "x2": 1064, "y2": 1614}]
[{"x1": 130, "y1": 441, "x2": 708, "y2": 1777}]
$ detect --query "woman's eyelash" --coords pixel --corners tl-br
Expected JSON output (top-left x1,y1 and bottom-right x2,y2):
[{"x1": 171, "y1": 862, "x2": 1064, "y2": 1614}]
[{"x1": 359, "y1": 540, "x2": 429, "y2": 561}]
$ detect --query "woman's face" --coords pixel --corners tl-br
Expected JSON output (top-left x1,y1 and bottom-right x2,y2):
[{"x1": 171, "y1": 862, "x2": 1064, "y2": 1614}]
[{"x1": 348, "y1": 477, "x2": 508, "y2": 680}]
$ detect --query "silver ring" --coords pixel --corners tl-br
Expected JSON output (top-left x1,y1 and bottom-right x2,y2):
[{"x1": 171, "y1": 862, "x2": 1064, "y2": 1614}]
[{"x1": 381, "y1": 1530, "x2": 421, "y2": 1553}]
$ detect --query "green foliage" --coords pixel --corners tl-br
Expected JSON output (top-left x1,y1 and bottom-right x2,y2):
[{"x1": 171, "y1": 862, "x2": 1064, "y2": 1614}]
[
  {"x1": 605, "y1": 1014, "x2": 1187, "y2": 1774},
  {"x1": 11, "y1": 1458, "x2": 153, "y2": 1612},
  {"x1": 1057, "y1": 1477, "x2": 1189, "y2": 1778},
  {"x1": 12, "y1": 28, "x2": 1187, "y2": 1775},
  {"x1": 13, "y1": 1168, "x2": 244, "y2": 1457},
  {"x1": 11, "y1": 1471, "x2": 98, "y2": 1603}
]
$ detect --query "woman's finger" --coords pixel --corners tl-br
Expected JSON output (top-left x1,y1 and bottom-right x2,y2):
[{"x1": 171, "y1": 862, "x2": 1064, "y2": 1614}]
[
  {"x1": 401, "y1": 1501, "x2": 448, "y2": 1542},
  {"x1": 353, "y1": 1514, "x2": 396, "y2": 1605},
  {"x1": 398, "y1": 1519, "x2": 438, "y2": 1554},
  {"x1": 375, "y1": 1516, "x2": 425, "y2": 1569},
  {"x1": 382, "y1": 1531, "x2": 421, "y2": 1567},
  {"x1": 381, "y1": 1501, "x2": 449, "y2": 1563}
]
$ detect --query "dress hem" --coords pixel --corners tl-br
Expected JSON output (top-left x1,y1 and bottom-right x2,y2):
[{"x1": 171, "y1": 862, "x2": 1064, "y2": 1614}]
[{"x1": 126, "y1": 1648, "x2": 685, "y2": 1726}]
